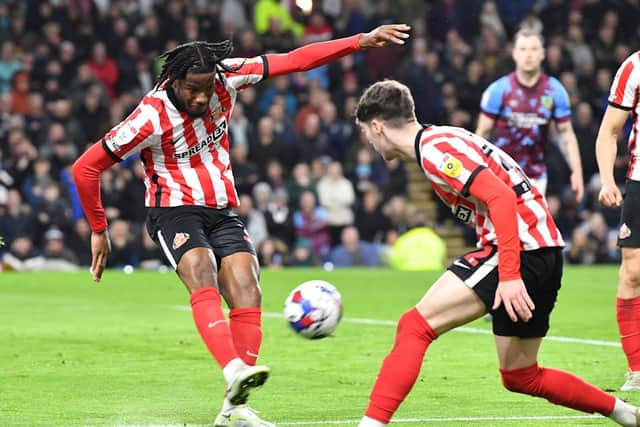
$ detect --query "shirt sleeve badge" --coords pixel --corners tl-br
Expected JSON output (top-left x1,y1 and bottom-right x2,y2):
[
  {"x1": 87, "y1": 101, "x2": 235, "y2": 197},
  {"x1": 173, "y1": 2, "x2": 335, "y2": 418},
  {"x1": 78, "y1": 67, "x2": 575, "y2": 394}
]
[{"x1": 440, "y1": 155, "x2": 463, "y2": 178}]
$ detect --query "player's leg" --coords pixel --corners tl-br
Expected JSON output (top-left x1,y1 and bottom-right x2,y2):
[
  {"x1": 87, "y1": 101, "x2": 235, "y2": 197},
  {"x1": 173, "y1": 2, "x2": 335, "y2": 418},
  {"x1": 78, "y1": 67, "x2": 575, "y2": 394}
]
[
  {"x1": 359, "y1": 271, "x2": 486, "y2": 427},
  {"x1": 617, "y1": 247, "x2": 640, "y2": 390},
  {"x1": 493, "y1": 247, "x2": 638, "y2": 426},
  {"x1": 148, "y1": 207, "x2": 269, "y2": 425},
  {"x1": 208, "y1": 210, "x2": 273, "y2": 427},
  {"x1": 496, "y1": 336, "x2": 638, "y2": 426},
  {"x1": 219, "y1": 252, "x2": 262, "y2": 366},
  {"x1": 615, "y1": 180, "x2": 640, "y2": 390},
  {"x1": 210, "y1": 211, "x2": 263, "y2": 366},
  {"x1": 148, "y1": 207, "x2": 243, "y2": 375}
]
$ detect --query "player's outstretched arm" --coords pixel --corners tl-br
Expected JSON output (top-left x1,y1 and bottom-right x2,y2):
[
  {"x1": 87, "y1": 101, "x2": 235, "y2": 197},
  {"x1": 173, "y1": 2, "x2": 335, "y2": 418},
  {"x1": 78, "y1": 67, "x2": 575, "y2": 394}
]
[
  {"x1": 72, "y1": 142, "x2": 118, "y2": 282},
  {"x1": 596, "y1": 105, "x2": 628, "y2": 208},
  {"x1": 468, "y1": 168, "x2": 533, "y2": 322},
  {"x1": 265, "y1": 24, "x2": 410, "y2": 78}
]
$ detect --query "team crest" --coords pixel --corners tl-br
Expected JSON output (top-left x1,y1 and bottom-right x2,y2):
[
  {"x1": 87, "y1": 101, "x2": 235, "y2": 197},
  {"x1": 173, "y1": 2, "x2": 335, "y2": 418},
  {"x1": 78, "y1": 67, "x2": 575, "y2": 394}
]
[
  {"x1": 440, "y1": 154, "x2": 462, "y2": 178},
  {"x1": 209, "y1": 107, "x2": 225, "y2": 122},
  {"x1": 541, "y1": 95, "x2": 553, "y2": 109},
  {"x1": 620, "y1": 223, "x2": 631, "y2": 239},
  {"x1": 172, "y1": 232, "x2": 191, "y2": 250}
]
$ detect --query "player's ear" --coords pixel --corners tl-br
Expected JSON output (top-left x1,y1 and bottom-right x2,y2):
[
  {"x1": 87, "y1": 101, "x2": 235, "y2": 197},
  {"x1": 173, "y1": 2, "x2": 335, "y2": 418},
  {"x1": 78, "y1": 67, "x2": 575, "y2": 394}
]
[{"x1": 371, "y1": 118, "x2": 384, "y2": 135}]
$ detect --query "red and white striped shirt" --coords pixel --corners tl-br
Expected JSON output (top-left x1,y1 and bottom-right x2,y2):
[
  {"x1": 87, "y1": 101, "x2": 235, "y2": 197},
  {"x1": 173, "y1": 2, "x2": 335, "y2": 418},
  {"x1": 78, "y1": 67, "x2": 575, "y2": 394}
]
[
  {"x1": 609, "y1": 51, "x2": 640, "y2": 180},
  {"x1": 416, "y1": 125, "x2": 564, "y2": 250},
  {"x1": 102, "y1": 56, "x2": 267, "y2": 209}
]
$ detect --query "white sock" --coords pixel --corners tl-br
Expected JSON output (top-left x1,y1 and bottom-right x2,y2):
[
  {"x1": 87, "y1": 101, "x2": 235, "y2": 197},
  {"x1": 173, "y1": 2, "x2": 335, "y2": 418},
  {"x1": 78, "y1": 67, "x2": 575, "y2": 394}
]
[
  {"x1": 222, "y1": 358, "x2": 247, "y2": 385},
  {"x1": 609, "y1": 398, "x2": 638, "y2": 427},
  {"x1": 358, "y1": 416, "x2": 387, "y2": 427}
]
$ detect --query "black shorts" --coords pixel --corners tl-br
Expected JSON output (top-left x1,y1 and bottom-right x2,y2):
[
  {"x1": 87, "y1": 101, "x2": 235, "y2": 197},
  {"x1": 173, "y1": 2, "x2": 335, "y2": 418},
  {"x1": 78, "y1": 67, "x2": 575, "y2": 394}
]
[
  {"x1": 448, "y1": 246, "x2": 563, "y2": 338},
  {"x1": 618, "y1": 180, "x2": 640, "y2": 248},
  {"x1": 146, "y1": 206, "x2": 256, "y2": 270}
]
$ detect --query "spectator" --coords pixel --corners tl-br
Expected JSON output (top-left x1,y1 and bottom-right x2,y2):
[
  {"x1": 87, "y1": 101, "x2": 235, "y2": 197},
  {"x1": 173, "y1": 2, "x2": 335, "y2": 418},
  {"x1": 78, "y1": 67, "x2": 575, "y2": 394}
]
[
  {"x1": 355, "y1": 185, "x2": 391, "y2": 244},
  {"x1": 286, "y1": 162, "x2": 317, "y2": 211},
  {"x1": 137, "y1": 228, "x2": 167, "y2": 270},
  {"x1": 0, "y1": 188, "x2": 36, "y2": 245},
  {"x1": 567, "y1": 211, "x2": 618, "y2": 264},
  {"x1": 230, "y1": 143, "x2": 260, "y2": 196},
  {"x1": 107, "y1": 219, "x2": 137, "y2": 268},
  {"x1": 67, "y1": 218, "x2": 91, "y2": 267},
  {"x1": 349, "y1": 147, "x2": 387, "y2": 200},
  {"x1": 0, "y1": 40, "x2": 21, "y2": 94},
  {"x1": 329, "y1": 225, "x2": 380, "y2": 267},
  {"x1": 265, "y1": 188, "x2": 295, "y2": 247},
  {"x1": 87, "y1": 41, "x2": 119, "y2": 99},
  {"x1": 293, "y1": 190, "x2": 330, "y2": 262},
  {"x1": 317, "y1": 161, "x2": 355, "y2": 245},
  {"x1": 2, "y1": 234, "x2": 43, "y2": 271},
  {"x1": 237, "y1": 194, "x2": 269, "y2": 249},
  {"x1": 257, "y1": 237, "x2": 287, "y2": 268},
  {"x1": 41, "y1": 226, "x2": 79, "y2": 270}
]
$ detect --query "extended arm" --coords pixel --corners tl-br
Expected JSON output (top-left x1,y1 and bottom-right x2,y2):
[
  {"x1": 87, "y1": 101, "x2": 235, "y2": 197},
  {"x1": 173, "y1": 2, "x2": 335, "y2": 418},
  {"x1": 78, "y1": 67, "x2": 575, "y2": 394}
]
[
  {"x1": 72, "y1": 142, "x2": 118, "y2": 281},
  {"x1": 265, "y1": 24, "x2": 410, "y2": 77},
  {"x1": 468, "y1": 168, "x2": 534, "y2": 322},
  {"x1": 596, "y1": 105, "x2": 629, "y2": 207},
  {"x1": 556, "y1": 120, "x2": 584, "y2": 202}
]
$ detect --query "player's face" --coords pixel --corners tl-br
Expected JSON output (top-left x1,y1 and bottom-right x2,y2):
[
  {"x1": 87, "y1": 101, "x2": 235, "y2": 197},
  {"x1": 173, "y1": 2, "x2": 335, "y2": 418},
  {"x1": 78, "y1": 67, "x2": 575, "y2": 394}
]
[
  {"x1": 512, "y1": 35, "x2": 544, "y2": 74},
  {"x1": 358, "y1": 120, "x2": 393, "y2": 161},
  {"x1": 174, "y1": 72, "x2": 215, "y2": 117}
]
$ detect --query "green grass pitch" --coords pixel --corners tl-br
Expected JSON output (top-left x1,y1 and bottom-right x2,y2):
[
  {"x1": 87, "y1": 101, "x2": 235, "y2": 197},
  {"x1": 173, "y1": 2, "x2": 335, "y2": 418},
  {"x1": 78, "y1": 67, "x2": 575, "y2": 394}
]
[{"x1": 0, "y1": 267, "x2": 632, "y2": 426}]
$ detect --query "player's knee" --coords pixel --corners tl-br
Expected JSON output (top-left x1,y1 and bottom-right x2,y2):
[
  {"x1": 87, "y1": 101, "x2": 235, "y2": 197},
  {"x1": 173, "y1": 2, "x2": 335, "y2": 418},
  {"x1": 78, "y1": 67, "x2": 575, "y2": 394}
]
[
  {"x1": 499, "y1": 364, "x2": 540, "y2": 395},
  {"x1": 396, "y1": 308, "x2": 438, "y2": 342},
  {"x1": 620, "y1": 259, "x2": 640, "y2": 289},
  {"x1": 177, "y1": 250, "x2": 217, "y2": 291}
]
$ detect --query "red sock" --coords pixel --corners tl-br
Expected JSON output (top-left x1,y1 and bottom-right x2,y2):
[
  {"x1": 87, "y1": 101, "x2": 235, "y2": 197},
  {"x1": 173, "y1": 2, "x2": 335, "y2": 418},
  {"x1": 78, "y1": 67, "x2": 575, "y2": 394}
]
[
  {"x1": 190, "y1": 287, "x2": 238, "y2": 368},
  {"x1": 229, "y1": 307, "x2": 262, "y2": 366},
  {"x1": 500, "y1": 363, "x2": 616, "y2": 416},
  {"x1": 365, "y1": 308, "x2": 438, "y2": 424},
  {"x1": 617, "y1": 297, "x2": 640, "y2": 371}
]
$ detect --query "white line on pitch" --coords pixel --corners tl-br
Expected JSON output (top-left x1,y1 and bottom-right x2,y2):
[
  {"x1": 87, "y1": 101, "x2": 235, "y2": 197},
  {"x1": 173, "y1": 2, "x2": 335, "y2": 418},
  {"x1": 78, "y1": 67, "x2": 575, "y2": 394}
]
[
  {"x1": 174, "y1": 306, "x2": 621, "y2": 348},
  {"x1": 106, "y1": 413, "x2": 602, "y2": 427}
]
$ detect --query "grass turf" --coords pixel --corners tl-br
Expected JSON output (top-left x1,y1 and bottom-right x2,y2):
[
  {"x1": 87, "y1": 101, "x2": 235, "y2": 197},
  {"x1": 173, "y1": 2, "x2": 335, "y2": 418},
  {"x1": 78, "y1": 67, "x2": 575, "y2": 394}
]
[{"x1": 0, "y1": 266, "x2": 629, "y2": 426}]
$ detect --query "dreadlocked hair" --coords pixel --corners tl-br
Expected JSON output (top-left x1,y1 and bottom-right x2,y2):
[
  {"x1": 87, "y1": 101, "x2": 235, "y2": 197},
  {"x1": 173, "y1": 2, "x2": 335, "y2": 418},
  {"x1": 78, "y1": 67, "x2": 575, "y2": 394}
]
[{"x1": 155, "y1": 40, "x2": 241, "y2": 88}]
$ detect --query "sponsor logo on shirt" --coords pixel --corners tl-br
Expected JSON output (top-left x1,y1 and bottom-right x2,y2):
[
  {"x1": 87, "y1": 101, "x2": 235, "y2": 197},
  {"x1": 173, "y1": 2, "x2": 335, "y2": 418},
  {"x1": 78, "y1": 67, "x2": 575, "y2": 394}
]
[
  {"x1": 173, "y1": 119, "x2": 227, "y2": 159},
  {"x1": 506, "y1": 112, "x2": 548, "y2": 128}
]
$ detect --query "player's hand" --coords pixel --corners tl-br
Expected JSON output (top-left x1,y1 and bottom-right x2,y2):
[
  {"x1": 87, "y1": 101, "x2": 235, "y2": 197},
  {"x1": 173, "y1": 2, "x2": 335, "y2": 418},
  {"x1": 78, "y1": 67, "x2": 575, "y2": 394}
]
[
  {"x1": 570, "y1": 171, "x2": 584, "y2": 203},
  {"x1": 90, "y1": 230, "x2": 111, "y2": 283},
  {"x1": 598, "y1": 182, "x2": 623, "y2": 208},
  {"x1": 492, "y1": 278, "x2": 535, "y2": 322},
  {"x1": 358, "y1": 24, "x2": 411, "y2": 48}
]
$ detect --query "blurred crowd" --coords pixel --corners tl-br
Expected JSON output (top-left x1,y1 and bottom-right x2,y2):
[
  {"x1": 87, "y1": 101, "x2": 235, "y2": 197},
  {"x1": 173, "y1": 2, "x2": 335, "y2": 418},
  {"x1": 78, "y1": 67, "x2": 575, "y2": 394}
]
[{"x1": 0, "y1": 0, "x2": 636, "y2": 271}]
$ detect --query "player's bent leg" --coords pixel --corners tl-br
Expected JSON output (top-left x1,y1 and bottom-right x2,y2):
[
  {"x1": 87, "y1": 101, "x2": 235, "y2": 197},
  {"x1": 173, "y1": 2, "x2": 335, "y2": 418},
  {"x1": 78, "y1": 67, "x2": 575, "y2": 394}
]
[
  {"x1": 495, "y1": 336, "x2": 640, "y2": 426},
  {"x1": 179, "y1": 248, "x2": 248, "y2": 380},
  {"x1": 416, "y1": 271, "x2": 487, "y2": 334},
  {"x1": 360, "y1": 272, "x2": 485, "y2": 426},
  {"x1": 219, "y1": 252, "x2": 263, "y2": 366},
  {"x1": 617, "y1": 248, "x2": 640, "y2": 390}
]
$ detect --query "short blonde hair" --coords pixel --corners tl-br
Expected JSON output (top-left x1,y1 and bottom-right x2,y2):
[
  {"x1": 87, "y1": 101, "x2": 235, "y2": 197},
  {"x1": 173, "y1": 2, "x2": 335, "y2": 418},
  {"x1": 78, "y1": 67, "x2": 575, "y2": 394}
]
[{"x1": 514, "y1": 27, "x2": 544, "y2": 45}]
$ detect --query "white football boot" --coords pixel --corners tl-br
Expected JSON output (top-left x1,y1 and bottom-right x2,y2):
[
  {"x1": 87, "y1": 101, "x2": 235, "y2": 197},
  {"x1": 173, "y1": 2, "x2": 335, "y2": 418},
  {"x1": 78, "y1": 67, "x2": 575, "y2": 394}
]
[
  {"x1": 214, "y1": 404, "x2": 276, "y2": 427},
  {"x1": 622, "y1": 371, "x2": 640, "y2": 392},
  {"x1": 226, "y1": 365, "x2": 270, "y2": 405}
]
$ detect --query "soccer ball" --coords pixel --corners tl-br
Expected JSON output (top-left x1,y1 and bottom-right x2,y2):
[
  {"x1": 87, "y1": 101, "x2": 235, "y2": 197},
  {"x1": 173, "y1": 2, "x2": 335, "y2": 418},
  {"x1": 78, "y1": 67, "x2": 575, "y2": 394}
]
[{"x1": 283, "y1": 280, "x2": 343, "y2": 339}]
